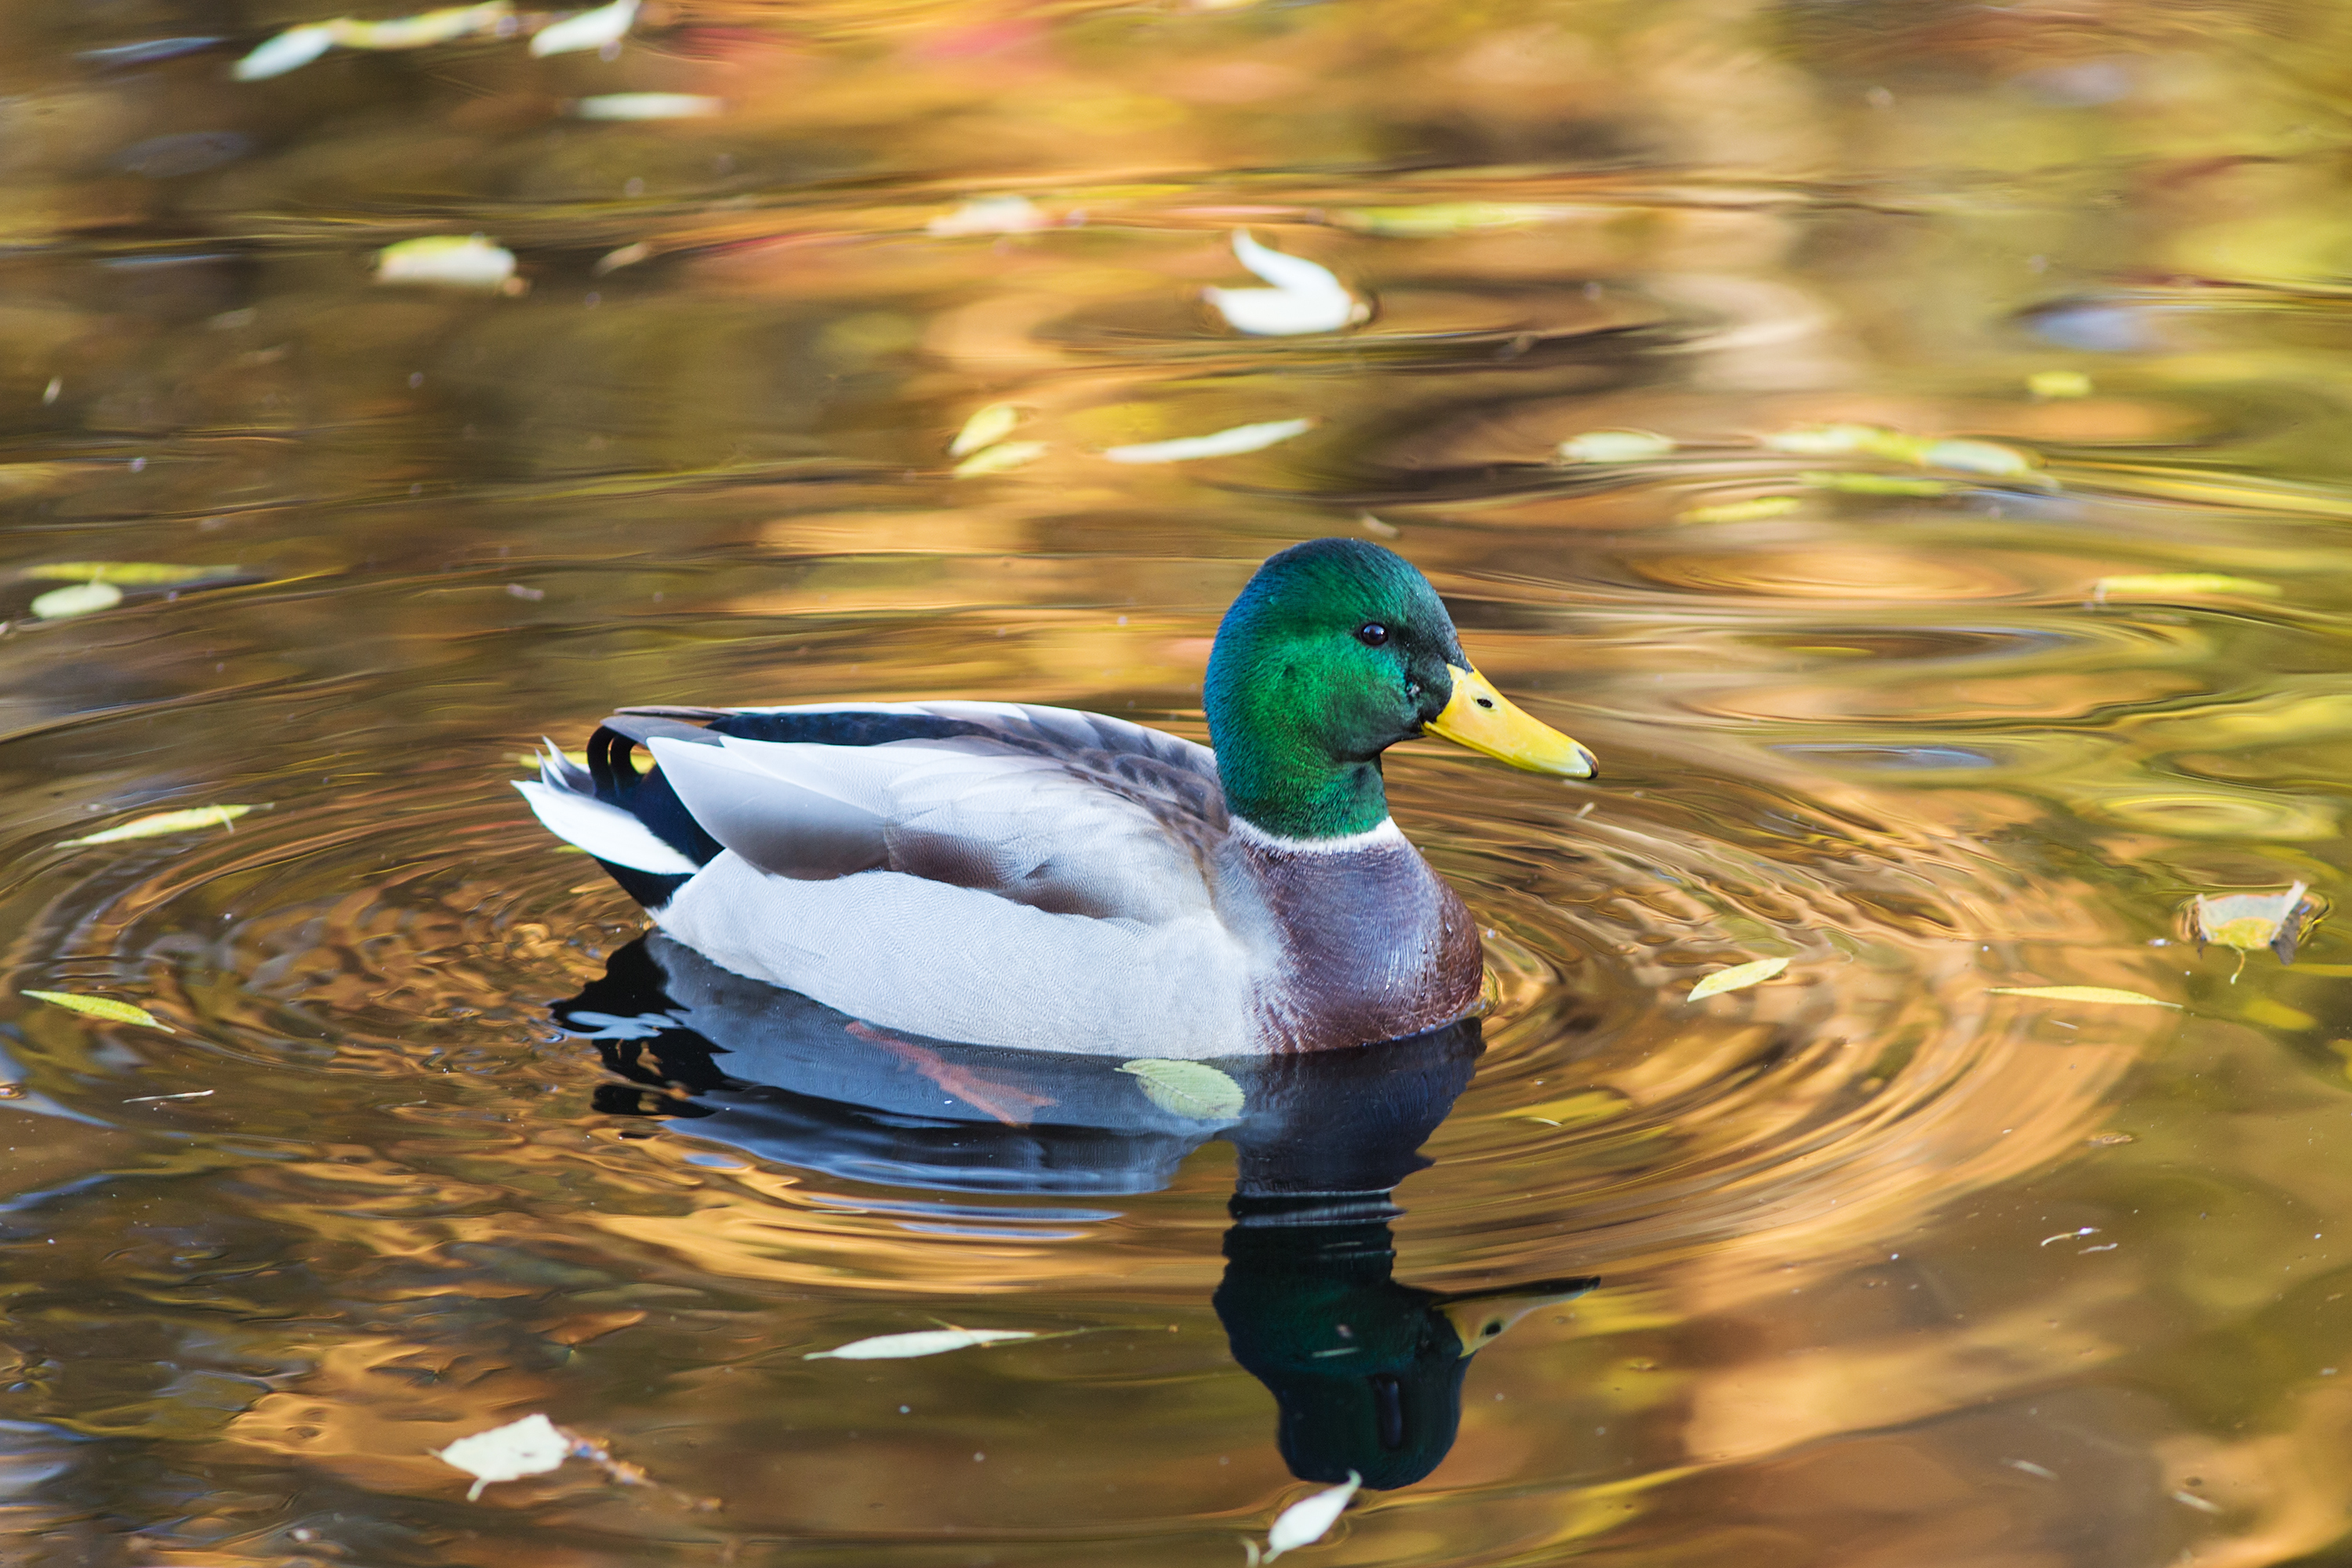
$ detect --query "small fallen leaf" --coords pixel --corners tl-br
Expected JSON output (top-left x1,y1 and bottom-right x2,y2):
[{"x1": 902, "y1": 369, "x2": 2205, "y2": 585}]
[
  {"x1": 435, "y1": 1413, "x2": 572, "y2": 1501},
  {"x1": 2028, "y1": 369, "x2": 2092, "y2": 398},
  {"x1": 927, "y1": 195, "x2": 1051, "y2": 237},
  {"x1": 2189, "y1": 881, "x2": 2317, "y2": 967},
  {"x1": 592, "y1": 241, "x2": 652, "y2": 275},
  {"x1": 2092, "y1": 572, "x2": 2280, "y2": 603},
  {"x1": 1120, "y1": 1058, "x2": 1246, "y2": 1120},
  {"x1": 1102, "y1": 419, "x2": 1312, "y2": 464},
  {"x1": 1799, "y1": 470, "x2": 1952, "y2": 496},
  {"x1": 804, "y1": 1327, "x2": 1038, "y2": 1361},
  {"x1": 1918, "y1": 437, "x2": 2038, "y2": 479},
  {"x1": 1687, "y1": 957, "x2": 1791, "y2": 1001},
  {"x1": 1264, "y1": 1472, "x2": 1361, "y2": 1562},
  {"x1": 1204, "y1": 230, "x2": 1363, "y2": 336},
  {"x1": 233, "y1": 23, "x2": 338, "y2": 80},
  {"x1": 1556, "y1": 429, "x2": 1675, "y2": 463},
  {"x1": 124, "y1": 1090, "x2": 215, "y2": 1103},
  {"x1": 30, "y1": 582, "x2": 122, "y2": 619},
  {"x1": 531, "y1": 0, "x2": 638, "y2": 56},
  {"x1": 377, "y1": 234, "x2": 517, "y2": 291},
  {"x1": 24, "y1": 561, "x2": 238, "y2": 585},
  {"x1": 1678, "y1": 495, "x2": 1801, "y2": 524},
  {"x1": 2172, "y1": 1490, "x2": 2223, "y2": 1515},
  {"x1": 334, "y1": 2, "x2": 510, "y2": 50},
  {"x1": 58, "y1": 804, "x2": 254, "y2": 846},
  {"x1": 1762, "y1": 423, "x2": 1919, "y2": 460},
  {"x1": 572, "y1": 93, "x2": 723, "y2": 120},
  {"x1": 952, "y1": 441, "x2": 1048, "y2": 478},
  {"x1": 23, "y1": 991, "x2": 172, "y2": 1031},
  {"x1": 949, "y1": 403, "x2": 1023, "y2": 458},
  {"x1": 1333, "y1": 202, "x2": 1559, "y2": 237},
  {"x1": 1988, "y1": 985, "x2": 2180, "y2": 1009}
]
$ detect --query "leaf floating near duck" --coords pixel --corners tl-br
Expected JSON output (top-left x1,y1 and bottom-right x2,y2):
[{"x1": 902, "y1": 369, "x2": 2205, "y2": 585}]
[
  {"x1": 1102, "y1": 418, "x2": 1312, "y2": 464},
  {"x1": 22, "y1": 991, "x2": 172, "y2": 1032},
  {"x1": 58, "y1": 804, "x2": 254, "y2": 847},
  {"x1": 1556, "y1": 429, "x2": 1675, "y2": 464},
  {"x1": 2187, "y1": 881, "x2": 2318, "y2": 975},
  {"x1": 804, "y1": 1327, "x2": 1039, "y2": 1361},
  {"x1": 1988, "y1": 985, "x2": 2182, "y2": 1009},
  {"x1": 1204, "y1": 231, "x2": 1366, "y2": 336},
  {"x1": 531, "y1": 0, "x2": 638, "y2": 55},
  {"x1": 376, "y1": 235, "x2": 518, "y2": 292},
  {"x1": 434, "y1": 1413, "x2": 572, "y2": 1501},
  {"x1": 1119, "y1": 1058, "x2": 1245, "y2": 1120},
  {"x1": 1687, "y1": 957, "x2": 1790, "y2": 1002},
  {"x1": 1258, "y1": 1471, "x2": 1362, "y2": 1563},
  {"x1": 30, "y1": 582, "x2": 121, "y2": 620}
]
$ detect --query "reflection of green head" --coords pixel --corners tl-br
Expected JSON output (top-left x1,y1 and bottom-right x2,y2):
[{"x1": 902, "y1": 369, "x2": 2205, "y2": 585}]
[{"x1": 1213, "y1": 1207, "x2": 1596, "y2": 1490}]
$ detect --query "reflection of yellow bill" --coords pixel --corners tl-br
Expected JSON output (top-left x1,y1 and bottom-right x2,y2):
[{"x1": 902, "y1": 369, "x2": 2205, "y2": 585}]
[{"x1": 1425, "y1": 664, "x2": 1596, "y2": 779}]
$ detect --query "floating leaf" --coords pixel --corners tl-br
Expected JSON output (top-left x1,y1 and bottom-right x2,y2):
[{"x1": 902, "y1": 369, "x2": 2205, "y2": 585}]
[
  {"x1": 1119, "y1": 1058, "x2": 1245, "y2": 1120},
  {"x1": 2189, "y1": 881, "x2": 2317, "y2": 966},
  {"x1": 1988, "y1": 985, "x2": 2180, "y2": 1008},
  {"x1": 335, "y1": 2, "x2": 510, "y2": 49},
  {"x1": 1333, "y1": 202, "x2": 1560, "y2": 237},
  {"x1": 953, "y1": 441, "x2": 1048, "y2": 478},
  {"x1": 949, "y1": 403, "x2": 1023, "y2": 458},
  {"x1": 59, "y1": 804, "x2": 254, "y2": 846},
  {"x1": 1556, "y1": 429, "x2": 1675, "y2": 463},
  {"x1": 2092, "y1": 572, "x2": 2280, "y2": 603},
  {"x1": 23, "y1": 991, "x2": 171, "y2": 1031},
  {"x1": 1264, "y1": 1472, "x2": 1361, "y2": 1562},
  {"x1": 1918, "y1": 437, "x2": 2038, "y2": 478},
  {"x1": 805, "y1": 1327, "x2": 1038, "y2": 1360},
  {"x1": 927, "y1": 196, "x2": 1051, "y2": 237},
  {"x1": 1205, "y1": 230, "x2": 1363, "y2": 336},
  {"x1": 24, "y1": 561, "x2": 238, "y2": 585},
  {"x1": 2028, "y1": 369, "x2": 2092, "y2": 398},
  {"x1": 376, "y1": 234, "x2": 517, "y2": 291},
  {"x1": 30, "y1": 582, "x2": 122, "y2": 619},
  {"x1": 572, "y1": 93, "x2": 723, "y2": 120},
  {"x1": 1763, "y1": 423, "x2": 1920, "y2": 460},
  {"x1": 531, "y1": 0, "x2": 639, "y2": 56},
  {"x1": 233, "y1": 23, "x2": 337, "y2": 80},
  {"x1": 1102, "y1": 419, "x2": 1312, "y2": 465},
  {"x1": 1799, "y1": 470, "x2": 1952, "y2": 496},
  {"x1": 1687, "y1": 957, "x2": 1790, "y2": 1001},
  {"x1": 1679, "y1": 495, "x2": 1801, "y2": 524},
  {"x1": 435, "y1": 1413, "x2": 573, "y2": 1501}
]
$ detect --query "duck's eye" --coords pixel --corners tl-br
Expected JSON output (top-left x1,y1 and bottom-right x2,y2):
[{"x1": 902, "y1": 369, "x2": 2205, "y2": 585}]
[{"x1": 1355, "y1": 623, "x2": 1389, "y2": 648}]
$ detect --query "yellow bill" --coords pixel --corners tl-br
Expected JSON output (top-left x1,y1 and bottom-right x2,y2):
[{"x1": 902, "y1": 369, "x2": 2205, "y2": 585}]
[
  {"x1": 1436, "y1": 1276, "x2": 1599, "y2": 1356},
  {"x1": 1425, "y1": 664, "x2": 1597, "y2": 779}
]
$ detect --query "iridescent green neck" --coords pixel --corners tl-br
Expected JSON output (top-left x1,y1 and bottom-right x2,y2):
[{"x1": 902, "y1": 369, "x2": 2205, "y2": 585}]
[{"x1": 1209, "y1": 690, "x2": 1392, "y2": 840}]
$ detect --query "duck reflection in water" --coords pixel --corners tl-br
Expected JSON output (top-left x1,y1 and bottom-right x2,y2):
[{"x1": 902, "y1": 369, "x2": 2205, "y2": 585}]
[{"x1": 556, "y1": 935, "x2": 1598, "y2": 1490}]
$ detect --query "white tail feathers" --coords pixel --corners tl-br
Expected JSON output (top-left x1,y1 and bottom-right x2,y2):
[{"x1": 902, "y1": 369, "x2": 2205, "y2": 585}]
[{"x1": 514, "y1": 779, "x2": 699, "y2": 874}]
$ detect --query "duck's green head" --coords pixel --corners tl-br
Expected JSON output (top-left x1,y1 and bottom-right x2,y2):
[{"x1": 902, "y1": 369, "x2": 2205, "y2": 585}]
[{"x1": 1205, "y1": 539, "x2": 1596, "y2": 840}]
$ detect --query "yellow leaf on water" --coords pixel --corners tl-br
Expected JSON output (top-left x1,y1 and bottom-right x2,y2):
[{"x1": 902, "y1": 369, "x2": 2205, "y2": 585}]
[
  {"x1": 23, "y1": 991, "x2": 172, "y2": 1031},
  {"x1": 952, "y1": 440, "x2": 1049, "y2": 478},
  {"x1": 1678, "y1": 495, "x2": 1800, "y2": 524},
  {"x1": 1988, "y1": 985, "x2": 2180, "y2": 1008},
  {"x1": 949, "y1": 403, "x2": 1023, "y2": 458},
  {"x1": 1102, "y1": 419, "x2": 1312, "y2": 465},
  {"x1": 2028, "y1": 369, "x2": 2092, "y2": 398},
  {"x1": 2189, "y1": 882, "x2": 2318, "y2": 964},
  {"x1": 1687, "y1": 957, "x2": 1791, "y2": 1001},
  {"x1": 30, "y1": 582, "x2": 122, "y2": 619},
  {"x1": 1119, "y1": 1058, "x2": 1245, "y2": 1120},
  {"x1": 1919, "y1": 438, "x2": 2038, "y2": 478},
  {"x1": 58, "y1": 804, "x2": 254, "y2": 846},
  {"x1": 2092, "y1": 573, "x2": 2281, "y2": 603},
  {"x1": 531, "y1": 0, "x2": 638, "y2": 56},
  {"x1": 332, "y1": 2, "x2": 511, "y2": 50},
  {"x1": 1763, "y1": 423, "x2": 1922, "y2": 460},
  {"x1": 1334, "y1": 202, "x2": 1561, "y2": 237},
  {"x1": 805, "y1": 1327, "x2": 1037, "y2": 1361},
  {"x1": 1799, "y1": 470, "x2": 1952, "y2": 496},
  {"x1": 24, "y1": 562, "x2": 238, "y2": 585},
  {"x1": 1557, "y1": 429, "x2": 1675, "y2": 463}
]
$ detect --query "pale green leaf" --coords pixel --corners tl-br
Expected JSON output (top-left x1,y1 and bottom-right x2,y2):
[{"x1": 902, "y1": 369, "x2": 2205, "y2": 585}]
[
  {"x1": 332, "y1": 2, "x2": 510, "y2": 50},
  {"x1": 1557, "y1": 429, "x2": 1675, "y2": 463},
  {"x1": 23, "y1": 991, "x2": 172, "y2": 1031},
  {"x1": 376, "y1": 235, "x2": 516, "y2": 291},
  {"x1": 24, "y1": 562, "x2": 238, "y2": 585},
  {"x1": 1687, "y1": 957, "x2": 1791, "y2": 1001},
  {"x1": 805, "y1": 1327, "x2": 1036, "y2": 1360},
  {"x1": 1119, "y1": 1058, "x2": 1245, "y2": 1120},
  {"x1": 1678, "y1": 495, "x2": 1800, "y2": 524},
  {"x1": 1102, "y1": 419, "x2": 1312, "y2": 464},
  {"x1": 1763, "y1": 423, "x2": 1924, "y2": 461},
  {"x1": 572, "y1": 93, "x2": 724, "y2": 121},
  {"x1": 1988, "y1": 985, "x2": 2180, "y2": 1008},
  {"x1": 1334, "y1": 202, "x2": 1560, "y2": 237},
  {"x1": 1799, "y1": 470, "x2": 1952, "y2": 496},
  {"x1": 2093, "y1": 573, "x2": 2280, "y2": 603},
  {"x1": 952, "y1": 440, "x2": 1049, "y2": 477},
  {"x1": 531, "y1": 0, "x2": 638, "y2": 56},
  {"x1": 1919, "y1": 438, "x2": 2038, "y2": 478},
  {"x1": 2027, "y1": 369, "x2": 2092, "y2": 398},
  {"x1": 2190, "y1": 882, "x2": 2314, "y2": 958},
  {"x1": 31, "y1": 582, "x2": 122, "y2": 620},
  {"x1": 59, "y1": 804, "x2": 255, "y2": 847},
  {"x1": 949, "y1": 403, "x2": 1023, "y2": 458}
]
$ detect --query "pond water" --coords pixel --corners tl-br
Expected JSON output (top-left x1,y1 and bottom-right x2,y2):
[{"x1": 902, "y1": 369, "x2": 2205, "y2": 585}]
[{"x1": 8, "y1": 2, "x2": 2352, "y2": 1563}]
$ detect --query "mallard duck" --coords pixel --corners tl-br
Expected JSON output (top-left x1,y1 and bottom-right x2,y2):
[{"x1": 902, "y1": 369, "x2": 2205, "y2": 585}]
[{"x1": 517, "y1": 538, "x2": 1596, "y2": 1056}]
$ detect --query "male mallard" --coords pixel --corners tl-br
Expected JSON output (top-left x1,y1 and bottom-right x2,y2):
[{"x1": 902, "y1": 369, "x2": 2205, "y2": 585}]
[{"x1": 517, "y1": 538, "x2": 1596, "y2": 1056}]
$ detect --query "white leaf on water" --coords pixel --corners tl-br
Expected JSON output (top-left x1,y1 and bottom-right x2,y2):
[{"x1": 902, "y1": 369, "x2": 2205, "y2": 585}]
[
  {"x1": 804, "y1": 1327, "x2": 1038, "y2": 1360},
  {"x1": 1205, "y1": 231, "x2": 1363, "y2": 336},
  {"x1": 949, "y1": 403, "x2": 1023, "y2": 458},
  {"x1": 531, "y1": 0, "x2": 638, "y2": 56},
  {"x1": 1119, "y1": 1058, "x2": 1246, "y2": 1120},
  {"x1": 1556, "y1": 429, "x2": 1675, "y2": 463},
  {"x1": 572, "y1": 93, "x2": 724, "y2": 120},
  {"x1": 1918, "y1": 437, "x2": 2038, "y2": 478},
  {"x1": 335, "y1": 2, "x2": 512, "y2": 50},
  {"x1": 1687, "y1": 957, "x2": 1790, "y2": 1001},
  {"x1": 952, "y1": 441, "x2": 1048, "y2": 477},
  {"x1": 1103, "y1": 418, "x2": 1312, "y2": 465},
  {"x1": 59, "y1": 804, "x2": 255, "y2": 846},
  {"x1": 376, "y1": 234, "x2": 517, "y2": 290},
  {"x1": 31, "y1": 581, "x2": 122, "y2": 620},
  {"x1": 928, "y1": 196, "x2": 1051, "y2": 237},
  {"x1": 233, "y1": 23, "x2": 338, "y2": 80},
  {"x1": 434, "y1": 1413, "x2": 574, "y2": 1501},
  {"x1": 1263, "y1": 1471, "x2": 1361, "y2": 1561}
]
